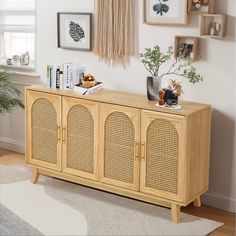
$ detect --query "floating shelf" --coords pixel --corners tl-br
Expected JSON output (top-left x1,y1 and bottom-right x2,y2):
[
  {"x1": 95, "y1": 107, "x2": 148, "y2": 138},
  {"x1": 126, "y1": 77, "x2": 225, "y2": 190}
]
[
  {"x1": 200, "y1": 14, "x2": 227, "y2": 39},
  {"x1": 188, "y1": 0, "x2": 214, "y2": 14},
  {"x1": 174, "y1": 36, "x2": 200, "y2": 61}
]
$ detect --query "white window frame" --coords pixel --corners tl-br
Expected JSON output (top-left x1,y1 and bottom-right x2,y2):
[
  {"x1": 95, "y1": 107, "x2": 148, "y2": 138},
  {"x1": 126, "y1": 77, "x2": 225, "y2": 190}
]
[{"x1": 0, "y1": 0, "x2": 36, "y2": 72}]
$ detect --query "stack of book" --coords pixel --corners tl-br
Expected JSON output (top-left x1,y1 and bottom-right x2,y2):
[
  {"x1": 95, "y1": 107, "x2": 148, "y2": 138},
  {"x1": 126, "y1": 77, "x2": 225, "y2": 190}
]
[
  {"x1": 46, "y1": 63, "x2": 103, "y2": 95},
  {"x1": 47, "y1": 63, "x2": 84, "y2": 90}
]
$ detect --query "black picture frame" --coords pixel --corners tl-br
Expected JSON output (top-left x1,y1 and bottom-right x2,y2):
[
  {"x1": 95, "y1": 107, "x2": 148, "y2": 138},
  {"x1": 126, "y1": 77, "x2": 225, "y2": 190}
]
[{"x1": 57, "y1": 12, "x2": 92, "y2": 51}]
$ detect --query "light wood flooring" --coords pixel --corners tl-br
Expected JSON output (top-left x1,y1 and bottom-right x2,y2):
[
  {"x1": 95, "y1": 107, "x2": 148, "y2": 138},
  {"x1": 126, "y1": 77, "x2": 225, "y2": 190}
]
[{"x1": 0, "y1": 148, "x2": 235, "y2": 236}]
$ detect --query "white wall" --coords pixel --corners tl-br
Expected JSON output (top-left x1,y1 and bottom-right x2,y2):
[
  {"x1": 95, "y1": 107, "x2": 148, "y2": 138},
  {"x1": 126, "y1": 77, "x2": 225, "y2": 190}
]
[{"x1": 0, "y1": 0, "x2": 235, "y2": 212}]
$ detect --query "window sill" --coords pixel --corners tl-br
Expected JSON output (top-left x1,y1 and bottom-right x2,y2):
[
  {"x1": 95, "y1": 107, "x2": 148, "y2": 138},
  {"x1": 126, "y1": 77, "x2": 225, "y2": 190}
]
[{"x1": 0, "y1": 64, "x2": 40, "y2": 77}]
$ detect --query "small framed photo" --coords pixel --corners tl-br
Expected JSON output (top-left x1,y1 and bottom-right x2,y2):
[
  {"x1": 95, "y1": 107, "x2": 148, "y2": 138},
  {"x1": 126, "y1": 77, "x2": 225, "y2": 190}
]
[
  {"x1": 57, "y1": 12, "x2": 92, "y2": 51},
  {"x1": 143, "y1": 0, "x2": 188, "y2": 25}
]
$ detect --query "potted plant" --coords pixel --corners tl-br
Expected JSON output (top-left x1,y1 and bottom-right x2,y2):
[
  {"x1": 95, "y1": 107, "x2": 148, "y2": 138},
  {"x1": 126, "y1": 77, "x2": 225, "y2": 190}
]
[
  {"x1": 0, "y1": 71, "x2": 24, "y2": 114},
  {"x1": 140, "y1": 45, "x2": 203, "y2": 101}
]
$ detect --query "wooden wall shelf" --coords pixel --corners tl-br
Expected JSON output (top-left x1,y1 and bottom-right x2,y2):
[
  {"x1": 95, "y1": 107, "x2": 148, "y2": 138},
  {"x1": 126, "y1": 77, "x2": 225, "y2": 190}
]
[
  {"x1": 188, "y1": 0, "x2": 214, "y2": 14},
  {"x1": 200, "y1": 14, "x2": 227, "y2": 39},
  {"x1": 174, "y1": 36, "x2": 200, "y2": 61}
]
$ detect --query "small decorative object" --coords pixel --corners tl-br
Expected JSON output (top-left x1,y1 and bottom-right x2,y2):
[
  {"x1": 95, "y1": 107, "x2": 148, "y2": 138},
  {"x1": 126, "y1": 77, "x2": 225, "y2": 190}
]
[
  {"x1": 57, "y1": 12, "x2": 92, "y2": 51},
  {"x1": 6, "y1": 58, "x2": 13, "y2": 65},
  {"x1": 23, "y1": 51, "x2": 30, "y2": 65},
  {"x1": 215, "y1": 21, "x2": 221, "y2": 34},
  {"x1": 144, "y1": 0, "x2": 188, "y2": 25},
  {"x1": 12, "y1": 55, "x2": 19, "y2": 65},
  {"x1": 82, "y1": 74, "x2": 96, "y2": 88},
  {"x1": 20, "y1": 55, "x2": 24, "y2": 65},
  {"x1": 210, "y1": 25, "x2": 216, "y2": 36},
  {"x1": 158, "y1": 90, "x2": 165, "y2": 106},
  {"x1": 163, "y1": 80, "x2": 184, "y2": 106},
  {"x1": 188, "y1": 0, "x2": 214, "y2": 14},
  {"x1": 140, "y1": 45, "x2": 203, "y2": 101}
]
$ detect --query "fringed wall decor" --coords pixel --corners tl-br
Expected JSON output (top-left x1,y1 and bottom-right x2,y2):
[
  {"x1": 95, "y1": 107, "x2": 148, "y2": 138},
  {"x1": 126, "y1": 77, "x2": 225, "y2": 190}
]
[{"x1": 94, "y1": 0, "x2": 135, "y2": 66}]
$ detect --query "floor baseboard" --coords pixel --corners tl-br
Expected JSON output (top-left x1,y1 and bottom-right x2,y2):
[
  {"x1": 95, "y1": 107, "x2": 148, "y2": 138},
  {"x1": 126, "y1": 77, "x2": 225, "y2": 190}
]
[
  {"x1": 202, "y1": 191, "x2": 236, "y2": 213},
  {"x1": 0, "y1": 137, "x2": 25, "y2": 154}
]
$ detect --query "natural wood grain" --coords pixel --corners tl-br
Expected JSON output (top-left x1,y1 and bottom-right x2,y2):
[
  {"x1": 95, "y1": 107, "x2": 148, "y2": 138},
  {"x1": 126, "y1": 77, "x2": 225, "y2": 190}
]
[
  {"x1": 99, "y1": 103, "x2": 141, "y2": 191},
  {"x1": 62, "y1": 97, "x2": 100, "y2": 181},
  {"x1": 188, "y1": 0, "x2": 215, "y2": 14},
  {"x1": 200, "y1": 14, "x2": 227, "y2": 39},
  {"x1": 171, "y1": 204, "x2": 181, "y2": 224},
  {"x1": 31, "y1": 167, "x2": 39, "y2": 184},
  {"x1": 26, "y1": 85, "x2": 211, "y2": 117},
  {"x1": 193, "y1": 196, "x2": 202, "y2": 207},
  {"x1": 0, "y1": 148, "x2": 235, "y2": 235},
  {"x1": 26, "y1": 90, "x2": 62, "y2": 171},
  {"x1": 174, "y1": 36, "x2": 200, "y2": 61}
]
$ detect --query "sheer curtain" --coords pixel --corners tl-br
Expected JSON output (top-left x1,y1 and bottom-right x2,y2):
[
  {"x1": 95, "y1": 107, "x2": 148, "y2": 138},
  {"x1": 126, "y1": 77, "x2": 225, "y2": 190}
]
[{"x1": 94, "y1": 0, "x2": 135, "y2": 66}]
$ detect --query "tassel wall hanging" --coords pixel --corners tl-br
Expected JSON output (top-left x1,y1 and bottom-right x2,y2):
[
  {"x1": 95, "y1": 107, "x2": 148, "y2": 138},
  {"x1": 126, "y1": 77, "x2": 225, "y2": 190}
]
[{"x1": 94, "y1": 0, "x2": 135, "y2": 66}]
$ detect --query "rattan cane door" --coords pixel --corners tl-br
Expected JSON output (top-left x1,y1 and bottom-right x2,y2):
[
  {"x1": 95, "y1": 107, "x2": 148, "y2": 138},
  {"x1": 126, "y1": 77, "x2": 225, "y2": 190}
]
[
  {"x1": 99, "y1": 104, "x2": 140, "y2": 191},
  {"x1": 26, "y1": 91, "x2": 62, "y2": 171},
  {"x1": 140, "y1": 110, "x2": 186, "y2": 201},
  {"x1": 62, "y1": 97, "x2": 99, "y2": 181}
]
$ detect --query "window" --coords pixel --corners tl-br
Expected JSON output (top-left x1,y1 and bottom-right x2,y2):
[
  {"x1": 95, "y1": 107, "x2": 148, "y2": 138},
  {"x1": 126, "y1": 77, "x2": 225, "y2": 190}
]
[{"x1": 0, "y1": 0, "x2": 35, "y2": 69}]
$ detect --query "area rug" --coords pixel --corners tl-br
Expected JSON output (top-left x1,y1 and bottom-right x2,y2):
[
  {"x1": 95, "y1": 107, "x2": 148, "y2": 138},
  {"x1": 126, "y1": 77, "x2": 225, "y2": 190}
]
[{"x1": 0, "y1": 165, "x2": 223, "y2": 236}]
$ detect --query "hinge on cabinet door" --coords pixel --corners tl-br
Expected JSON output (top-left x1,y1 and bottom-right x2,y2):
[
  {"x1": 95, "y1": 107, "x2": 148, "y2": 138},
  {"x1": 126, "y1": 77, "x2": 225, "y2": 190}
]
[
  {"x1": 62, "y1": 127, "x2": 66, "y2": 142},
  {"x1": 57, "y1": 125, "x2": 61, "y2": 142},
  {"x1": 141, "y1": 142, "x2": 146, "y2": 160},
  {"x1": 135, "y1": 141, "x2": 140, "y2": 160}
]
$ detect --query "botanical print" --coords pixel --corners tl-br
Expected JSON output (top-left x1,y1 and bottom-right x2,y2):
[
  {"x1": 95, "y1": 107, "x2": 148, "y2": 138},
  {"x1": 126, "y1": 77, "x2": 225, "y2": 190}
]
[
  {"x1": 153, "y1": 0, "x2": 169, "y2": 16},
  {"x1": 69, "y1": 21, "x2": 85, "y2": 42},
  {"x1": 149, "y1": 0, "x2": 180, "y2": 19}
]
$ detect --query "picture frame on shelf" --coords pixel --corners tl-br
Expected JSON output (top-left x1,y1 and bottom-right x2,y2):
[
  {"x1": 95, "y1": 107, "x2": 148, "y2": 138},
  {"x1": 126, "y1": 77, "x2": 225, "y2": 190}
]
[
  {"x1": 174, "y1": 36, "x2": 200, "y2": 61},
  {"x1": 143, "y1": 0, "x2": 188, "y2": 25},
  {"x1": 57, "y1": 12, "x2": 92, "y2": 51}
]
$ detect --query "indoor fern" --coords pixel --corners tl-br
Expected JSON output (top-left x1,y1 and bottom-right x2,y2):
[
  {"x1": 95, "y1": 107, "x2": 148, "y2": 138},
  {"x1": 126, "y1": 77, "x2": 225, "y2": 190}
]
[{"x1": 0, "y1": 71, "x2": 24, "y2": 114}]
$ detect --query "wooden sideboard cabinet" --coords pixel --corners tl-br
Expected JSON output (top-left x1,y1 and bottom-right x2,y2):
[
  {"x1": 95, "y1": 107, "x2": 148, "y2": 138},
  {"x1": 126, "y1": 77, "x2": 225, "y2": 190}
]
[{"x1": 25, "y1": 85, "x2": 211, "y2": 223}]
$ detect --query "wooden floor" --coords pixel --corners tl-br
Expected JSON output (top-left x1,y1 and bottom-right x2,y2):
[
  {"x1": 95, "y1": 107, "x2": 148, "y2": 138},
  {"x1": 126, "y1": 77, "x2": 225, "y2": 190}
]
[{"x1": 0, "y1": 148, "x2": 235, "y2": 236}]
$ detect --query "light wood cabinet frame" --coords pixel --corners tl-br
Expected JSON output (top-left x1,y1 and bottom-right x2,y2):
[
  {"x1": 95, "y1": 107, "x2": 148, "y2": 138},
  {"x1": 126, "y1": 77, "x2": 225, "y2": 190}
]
[
  {"x1": 140, "y1": 110, "x2": 187, "y2": 202},
  {"x1": 26, "y1": 91, "x2": 62, "y2": 171},
  {"x1": 26, "y1": 86, "x2": 211, "y2": 224},
  {"x1": 62, "y1": 97, "x2": 100, "y2": 181},
  {"x1": 99, "y1": 103, "x2": 141, "y2": 191}
]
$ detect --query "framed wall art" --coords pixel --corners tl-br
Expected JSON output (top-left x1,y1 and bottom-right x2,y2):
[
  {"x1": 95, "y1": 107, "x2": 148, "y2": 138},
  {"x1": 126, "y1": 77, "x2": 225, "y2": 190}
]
[
  {"x1": 143, "y1": 0, "x2": 188, "y2": 25},
  {"x1": 57, "y1": 12, "x2": 92, "y2": 51}
]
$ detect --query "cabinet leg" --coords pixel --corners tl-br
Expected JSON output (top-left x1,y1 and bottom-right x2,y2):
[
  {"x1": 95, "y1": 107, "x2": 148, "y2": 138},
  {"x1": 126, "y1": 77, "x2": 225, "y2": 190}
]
[
  {"x1": 31, "y1": 168, "x2": 39, "y2": 184},
  {"x1": 171, "y1": 204, "x2": 180, "y2": 224},
  {"x1": 193, "y1": 196, "x2": 201, "y2": 207}
]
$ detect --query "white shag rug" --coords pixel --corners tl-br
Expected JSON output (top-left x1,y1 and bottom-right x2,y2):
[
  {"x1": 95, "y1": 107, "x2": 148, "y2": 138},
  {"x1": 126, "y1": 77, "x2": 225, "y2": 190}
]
[{"x1": 0, "y1": 165, "x2": 223, "y2": 236}]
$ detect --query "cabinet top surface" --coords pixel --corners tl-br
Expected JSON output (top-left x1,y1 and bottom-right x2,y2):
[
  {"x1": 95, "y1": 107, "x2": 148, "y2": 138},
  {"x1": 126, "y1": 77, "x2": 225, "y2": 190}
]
[{"x1": 26, "y1": 85, "x2": 211, "y2": 116}]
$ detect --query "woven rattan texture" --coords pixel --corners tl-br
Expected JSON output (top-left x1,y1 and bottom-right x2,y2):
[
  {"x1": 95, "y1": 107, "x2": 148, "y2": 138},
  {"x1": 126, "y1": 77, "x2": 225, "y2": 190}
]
[
  {"x1": 32, "y1": 98, "x2": 57, "y2": 164},
  {"x1": 104, "y1": 112, "x2": 135, "y2": 183},
  {"x1": 146, "y1": 119, "x2": 179, "y2": 194},
  {"x1": 67, "y1": 105, "x2": 94, "y2": 174}
]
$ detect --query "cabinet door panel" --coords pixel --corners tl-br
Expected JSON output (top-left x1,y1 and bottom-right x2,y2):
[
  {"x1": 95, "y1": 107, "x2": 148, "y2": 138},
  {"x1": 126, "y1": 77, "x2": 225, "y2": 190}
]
[
  {"x1": 26, "y1": 91, "x2": 61, "y2": 170},
  {"x1": 99, "y1": 104, "x2": 140, "y2": 191},
  {"x1": 62, "y1": 97, "x2": 99, "y2": 181},
  {"x1": 140, "y1": 110, "x2": 186, "y2": 201}
]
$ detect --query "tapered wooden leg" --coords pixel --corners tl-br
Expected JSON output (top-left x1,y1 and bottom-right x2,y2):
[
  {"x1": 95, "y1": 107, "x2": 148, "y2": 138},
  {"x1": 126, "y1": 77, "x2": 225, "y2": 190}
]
[
  {"x1": 171, "y1": 204, "x2": 180, "y2": 224},
  {"x1": 193, "y1": 196, "x2": 201, "y2": 207},
  {"x1": 31, "y1": 168, "x2": 39, "y2": 184}
]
